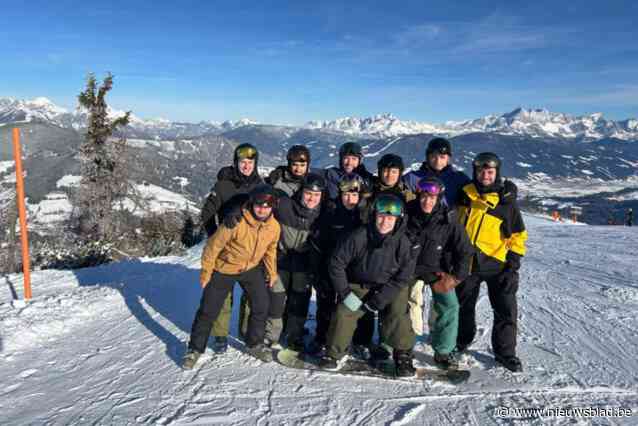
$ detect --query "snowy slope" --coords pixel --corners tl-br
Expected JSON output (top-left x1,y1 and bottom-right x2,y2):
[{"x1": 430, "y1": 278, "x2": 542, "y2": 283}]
[{"x1": 1, "y1": 215, "x2": 637, "y2": 425}]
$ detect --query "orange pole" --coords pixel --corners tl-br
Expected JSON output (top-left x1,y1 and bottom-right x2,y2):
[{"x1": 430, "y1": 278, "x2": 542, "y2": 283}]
[{"x1": 12, "y1": 128, "x2": 32, "y2": 300}]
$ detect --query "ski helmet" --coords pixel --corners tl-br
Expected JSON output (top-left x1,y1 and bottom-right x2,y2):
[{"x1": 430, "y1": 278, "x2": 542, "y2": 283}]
[
  {"x1": 339, "y1": 142, "x2": 363, "y2": 161},
  {"x1": 338, "y1": 174, "x2": 364, "y2": 193},
  {"x1": 472, "y1": 152, "x2": 501, "y2": 173},
  {"x1": 416, "y1": 176, "x2": 445, "y2": 197},
  {"x1": 426, "y1": 137, "x2": 452, "y2": 157},
  {"x1": 373, "y1": 193, "x2": 404, "y2": 217},
  {"x1": 377, "y1": 153, "x2": 404, "y2": 176},
  {"x1": 249, "y1": 184, "x2": 277, "y2": 208},
  {"x1": 301, "y1": 173, "x2": 326, "y2": 193},
  {"x1": 286, "y1": 145, "x2": 311, "y2": 165},
  {"x1": 234, "y1": 143, "x2": 259, "y2": 167}
]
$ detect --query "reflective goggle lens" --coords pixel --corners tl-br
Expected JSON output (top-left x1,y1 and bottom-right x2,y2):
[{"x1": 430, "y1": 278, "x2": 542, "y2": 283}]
[
  {"x1": 417, "y1": 181, "x2": 443, "y2": 196},
  {"x1": 237, "y1": 146, "x2": 257, "y2": 160},
  {"x1": 473, "y1": 159, "x2": 498, "y2": 169},
  {"x1": 253, "y1": 194, "x2": 275, "y2": 207},
  {"x1": 375, "y1": 197, "x2": 403, "y2": 217}
]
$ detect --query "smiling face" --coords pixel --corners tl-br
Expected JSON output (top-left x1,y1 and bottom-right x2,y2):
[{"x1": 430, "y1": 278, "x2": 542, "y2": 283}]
[
  {"x1": 381, "y1": 167, "x2": 401, "y2": 187},
  {"x1": 302, "y1": 189, "x2": 322, "y2": 210},
  {"x1": 419, "y1": 192, "x2": 438, "y2": 214},
  {"x1": 375, "y1": 213, "x2": 397, "y2": 235},
  {"x1": 341, "y1": 155, "x2": 360, "y2": 173},
  {"x1": 252, "y1": 203, "x2": 272, "y2": 220},
  {"x1": 427, "y1": 153, "x2": 449, "y2": 172},
  {"x1": 341, "y1": 191, "x2": 360, "y2": 209},
  {"x1": 290, "y1": 161, "x2": 308, "y2": 177},
  {"x1": 476, "y1": 166, "x2": 497, "y2": 187},
  {"x1": 238, "y1": 158, "x2": 255, "y2": 176}
]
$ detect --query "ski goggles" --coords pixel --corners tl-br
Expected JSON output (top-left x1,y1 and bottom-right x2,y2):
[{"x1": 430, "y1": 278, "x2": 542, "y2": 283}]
[
  {"x1": 338, "y1": 175, "x2": 363, "y2": 193},
  {"x1": 374, "y1": 195, "x2": 403, "y2": 217},
  {"x1": 473, "y1": 153, "x2": 500, "y2": 169},
  {"x1": 236, "y1": 146, "x2": 258, "y2": 160},
  {"x1": 252, "y1": 193, "x2": 276, "y2": 207},
  {"x1": 416, "y1": 180, "x2": 444, "y2": 196}
]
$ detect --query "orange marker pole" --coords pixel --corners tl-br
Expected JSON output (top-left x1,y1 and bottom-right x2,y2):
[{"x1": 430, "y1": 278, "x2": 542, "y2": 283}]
[{"x1": 12, "y1": 128, "x2": 32, "y2": 300}]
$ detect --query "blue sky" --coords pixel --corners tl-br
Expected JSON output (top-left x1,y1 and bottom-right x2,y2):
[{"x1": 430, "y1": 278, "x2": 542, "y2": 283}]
[{"x1": 1, "y1": 0, "x2": 637, "y2": 124}]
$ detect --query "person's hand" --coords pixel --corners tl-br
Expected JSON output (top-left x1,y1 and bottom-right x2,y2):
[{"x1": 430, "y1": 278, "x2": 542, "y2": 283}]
[
  {"x1": 200, "y1": 270, "x2": 212, "y2": 288},
  {"x1": 431, "y1": 272, "x2": 460, "y2": 294}
]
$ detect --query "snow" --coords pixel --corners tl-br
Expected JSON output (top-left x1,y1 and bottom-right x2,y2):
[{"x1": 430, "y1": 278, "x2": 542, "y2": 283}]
[
  {"x1": 1, "y1": 215, "x2": 637, "y2": 424},
  {"x1": 0, "y1": 161, "x2": 14, "y2": 175},
  {"x1": 56, "y1": 175, "x2": 81, "y2": 188},
  {"x1": 516, "y1": 162, "x2": 533, "y2": 168}
]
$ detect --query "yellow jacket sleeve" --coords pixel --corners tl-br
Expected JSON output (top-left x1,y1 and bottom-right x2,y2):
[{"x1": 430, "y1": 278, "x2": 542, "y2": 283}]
[{"x1": 200, "y1": 225, "x2": 234, "y2": 284}]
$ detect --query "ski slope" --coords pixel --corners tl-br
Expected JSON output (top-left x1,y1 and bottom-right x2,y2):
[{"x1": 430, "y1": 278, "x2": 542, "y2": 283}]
[{"x1": 1, "y1": 214, "x2": 637, "y2": 425}]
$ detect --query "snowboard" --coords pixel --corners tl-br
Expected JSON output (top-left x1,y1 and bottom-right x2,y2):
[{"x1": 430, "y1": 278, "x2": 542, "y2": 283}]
[{"x1": 276, "y1": 349, "x2": 470, "y2": 384}]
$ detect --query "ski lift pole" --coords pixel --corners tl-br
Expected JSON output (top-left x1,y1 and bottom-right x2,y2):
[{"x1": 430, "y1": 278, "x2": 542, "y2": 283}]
[{"x1": 12, "y1": 128, "x2": 32, "y2": 300}]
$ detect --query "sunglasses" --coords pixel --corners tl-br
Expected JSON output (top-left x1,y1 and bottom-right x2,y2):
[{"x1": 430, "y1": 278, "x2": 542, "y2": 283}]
[
  {"x1": 236, "y1": 146, "x2": 257, "y2": 160},
  {"x1": 416, "y1": 181, "x2": 444, "y2": 196},
  {"x1": 375, "y1": 197, "x2": 403, "y2": 217}
]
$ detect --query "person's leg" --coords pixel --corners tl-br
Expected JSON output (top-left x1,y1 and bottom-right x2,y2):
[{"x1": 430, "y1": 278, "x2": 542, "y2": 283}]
[
  {"x1": 352, "y1": 311, "x2": 375, "y2": 346},
  {"x1": 430, "y1": 289, "x2": 460, "y2": 355},
  {"x1": 486, "y1": 272, "x2": 519, "y2": 357},
  {"x1": 283, "y1": 271, "x2": 313, "y2": 348},
  {"x1": 265, "y1": 275, "x2": 287, "y2": 344},
  {"x1": 210, "y1": 292, "x2": 232, "y2": 337},
  {"x1": 189, "y1": 273, "x2": 236, "y2": 353},
  {"x1": 313, "y1": 278, "x2": 335, "y2": 346},
  {"x1": 455, "y1": 274, "x2": 483, "y2": 350},
  {"x1": 237, "y1": 266, "x2": 270, "y2": 347},
  {"x1": 380, "y1": 286, "x2": 415, "y2": 351},
  {"x1": 326, "y1": 285, "x2": 368, "y2": 359}
]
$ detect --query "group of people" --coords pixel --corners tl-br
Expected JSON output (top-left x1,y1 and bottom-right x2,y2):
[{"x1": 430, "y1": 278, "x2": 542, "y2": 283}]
[{"x1": 182, "y1": 136, "x2": 528, "y2": 375}]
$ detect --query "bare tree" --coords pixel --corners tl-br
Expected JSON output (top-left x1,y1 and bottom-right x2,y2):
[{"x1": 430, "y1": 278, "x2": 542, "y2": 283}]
[{"x1": 76, "y1": 73, "x2": 131, "y2": 241}]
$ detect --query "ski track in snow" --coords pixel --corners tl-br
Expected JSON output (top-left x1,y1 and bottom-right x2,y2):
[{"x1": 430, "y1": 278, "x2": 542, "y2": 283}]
[{"x1": 1, "y1": 215, "x2": 637, "y2": 425}]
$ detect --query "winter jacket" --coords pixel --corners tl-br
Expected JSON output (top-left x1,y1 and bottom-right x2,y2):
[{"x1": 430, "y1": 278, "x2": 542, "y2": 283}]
[
  {"x1": 403, "y1": 163, "x2": 470, "y2": 208},
  {"x1": 266, "y1": 166, "x2": 305, "y2": 198},
  {"x1": 405, "y1": 200, "x2": 474, "y2": 284},
  {"x1": 328, "y1": 218, "x2": 415, "y2": 310},
  {"x1": 323, "y1": 164, "x2": 374, "y2": 200},
  {"x1": 359, "y1": 177, "x2": 416, "y2": 224},
  {"x1": 274, "y1": 192, "x2": 323, "y2": 273},
  {"x1": 200, "y1": 208, "x2": 280, "y2": 285},
  {"x1": 457, "y1": 180, "x2": 527, "y2": 274},
  {"x1": 200, "y1": 166, "x2": 264, "y2": 236}
]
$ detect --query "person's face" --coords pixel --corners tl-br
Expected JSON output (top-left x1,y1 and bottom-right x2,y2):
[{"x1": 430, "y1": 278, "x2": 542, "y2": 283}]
[
  {"x1": 252, "y1": 203, "x2": 272, "y2": 220},
  {"x1": 289, "y1": 161, "x2": 308, "y2": 177},
  {"x1": 476, "y1": 167, "x2": 497, "y2": 186},
  {"x1": 427, "y1": 153, "x2": 450, "y2": 171},
  {"x1": 381, "y1": 167, "x2": 401, "y2": 187},
  {"x1": 341, "y1": 155, "x2": 360, "y2": 173},
  {"x1": 375, "y1": 213, "x2": 397, "y2": 235},
  {"x1": 341, "y1": 191, "x2": 360, "y2": 209},
  {"x1": 302, "y1": 189, "x2": 322, "y2": 210},
  {"x1": 419, "y1": 193, "x2": 438, "y2": 214},
  {"x1": 238, "y1": 158, "x2": 255, "y2": 176}
]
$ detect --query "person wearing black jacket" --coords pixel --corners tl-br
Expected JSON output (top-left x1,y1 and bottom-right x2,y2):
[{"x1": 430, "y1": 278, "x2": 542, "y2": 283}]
[
  {"x1": 405, "y1": 177, "x2": 474, "y2": 370},
  {"x1": 323, "y1": 142, "x2": 374, "y2": 200},
  {"x1": 266, "y1": 145, "x2": 312, "y2": 197},
  {"x1": 320, "y1": 193, "x2": 416, "y2": 375},
  {"x1": 309, "y1": 174, "x2": 365, "y2": 354},
  {"x1": 199, "y1": 143, "x2": 264, "y2": 353}
]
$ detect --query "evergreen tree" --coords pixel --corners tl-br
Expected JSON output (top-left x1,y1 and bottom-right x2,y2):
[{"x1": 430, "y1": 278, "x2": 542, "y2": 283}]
[{"x1": 76, "y1": 73, "x2": 131, "y2": 241}]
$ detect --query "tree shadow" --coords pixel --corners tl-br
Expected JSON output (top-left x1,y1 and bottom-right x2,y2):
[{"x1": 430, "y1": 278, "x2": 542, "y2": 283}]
[{"x1": 72, "y1": 259, "x2": 226, "y2": 366}]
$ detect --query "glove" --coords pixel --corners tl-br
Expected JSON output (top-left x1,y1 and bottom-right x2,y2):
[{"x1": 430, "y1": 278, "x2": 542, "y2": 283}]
[
  {"x1": 222, "y1": 207, "x2": 243, "y2": 229},
  {"x1": 431, "y1": 272, "x2": 460, "y2": 294},
  {"x1": 504, "y1": 252, "x2": 521, "y2": 273},
  {"x1": 342, "y1": 291, "x2": 363, "y2": 312}
]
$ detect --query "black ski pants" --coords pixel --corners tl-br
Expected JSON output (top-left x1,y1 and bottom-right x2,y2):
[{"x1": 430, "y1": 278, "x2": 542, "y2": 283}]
[
  {"x1": 189, "y1": 266, "x2": 269, "y2": 352},
  {"x1": 455, "y1": 270, "x2": 519, "y2": 357}
]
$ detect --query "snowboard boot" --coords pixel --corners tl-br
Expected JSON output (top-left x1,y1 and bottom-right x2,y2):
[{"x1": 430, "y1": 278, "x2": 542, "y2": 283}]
[
  {"x1": 212, "y1": 336, "x2": 228, "y2": 353},
  {"x1": 306, "y1": 340, "x2": 326, "y2": 356},
  {"x1": 495, "y1": 354, "x2": 523, "y2": 372},
  {"x1": 286, "y1": 336, "x2": 305, "y2": 352},
  {"x1": 317, "y1": 354, "x2": 339, "y2": 369},
  {"x1": 247, "y1": 343, "x2": 273, "y2": 363},
  {"x1": 264, "y1": 338, "x2": 283, "y2": 351},
  {"x1": 393, "y1": 349, "x2": 416, "y2": 377},
  {"x1": 351, "y1": 344, "x2": 371, "y2": 361},
  {"x1": 370, "y1": 343, "x2": 392, "y2": 361},
  {"x1": 182, "y1": 349, "x2": 202, "y2": 370},
  {"x1": 434, "y1": 351, "x2": 460, "y2": 370}
]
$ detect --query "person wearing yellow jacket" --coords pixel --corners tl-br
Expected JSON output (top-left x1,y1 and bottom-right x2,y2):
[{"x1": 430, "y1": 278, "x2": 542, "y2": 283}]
[
  {"x1": 455, "y1": 152, "x2": 528, "y2": 372},
  {"x1": 182, "y1": 185, "x2": 281, "y2": 369}
]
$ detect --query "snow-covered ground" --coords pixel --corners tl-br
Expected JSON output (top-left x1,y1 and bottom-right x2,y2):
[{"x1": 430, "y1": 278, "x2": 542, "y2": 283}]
[{"x1": 1, "y1": 214, "x2": 637, "y2": 425}]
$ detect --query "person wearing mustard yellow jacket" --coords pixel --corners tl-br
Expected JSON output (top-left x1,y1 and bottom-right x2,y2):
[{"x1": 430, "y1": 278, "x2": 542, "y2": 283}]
[
  {"x1": 455, "y1": 152, "x2": 528, "y2": 372},
  {"x1": 182, "y1": 185, "x2": 281, "y2": 369}
]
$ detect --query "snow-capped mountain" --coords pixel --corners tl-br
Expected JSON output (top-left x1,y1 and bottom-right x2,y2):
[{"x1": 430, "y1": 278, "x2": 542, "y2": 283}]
[
  {"x1": 0, "y1": 97, "x2": 257, "y2": 139},
  {"x1": 305, "y1": 113, "x2": 442, "y2": 137},
  {"x1": 306, "y1": 108, "x2": 638, "y2": 141}
]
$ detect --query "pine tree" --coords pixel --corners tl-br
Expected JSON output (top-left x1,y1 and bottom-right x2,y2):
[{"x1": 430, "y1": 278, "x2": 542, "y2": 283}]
[{"x1": 76, "y1": 73, "x2": 131, "y2": 241}]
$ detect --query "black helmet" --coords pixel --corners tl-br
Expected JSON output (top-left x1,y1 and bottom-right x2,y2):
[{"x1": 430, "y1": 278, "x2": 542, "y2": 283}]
[
  {"x1": 377, "y1": 153, "x2": 404, "y2": 175},
  {"x1": 234, "y1": 143, "x2": 259, "y2": 166},
  {"x1": 472, "y1": 152, "x2": 501, "y2": 171},
  {"x1": 287, "y1": 145, "x2": 311, "y2": 164},
  {"x1": 301, "y1": 173, "x2": 326, "y2": 193},
  {"x1": 426, "y1": 137, "x2": 452, "y2": 157},
  {"x1": 249, "y1": 184, "x2": 277, "y2": 208},
  {"x1": 339, "y1": 142, "x2": 363, "y2": 160}
]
